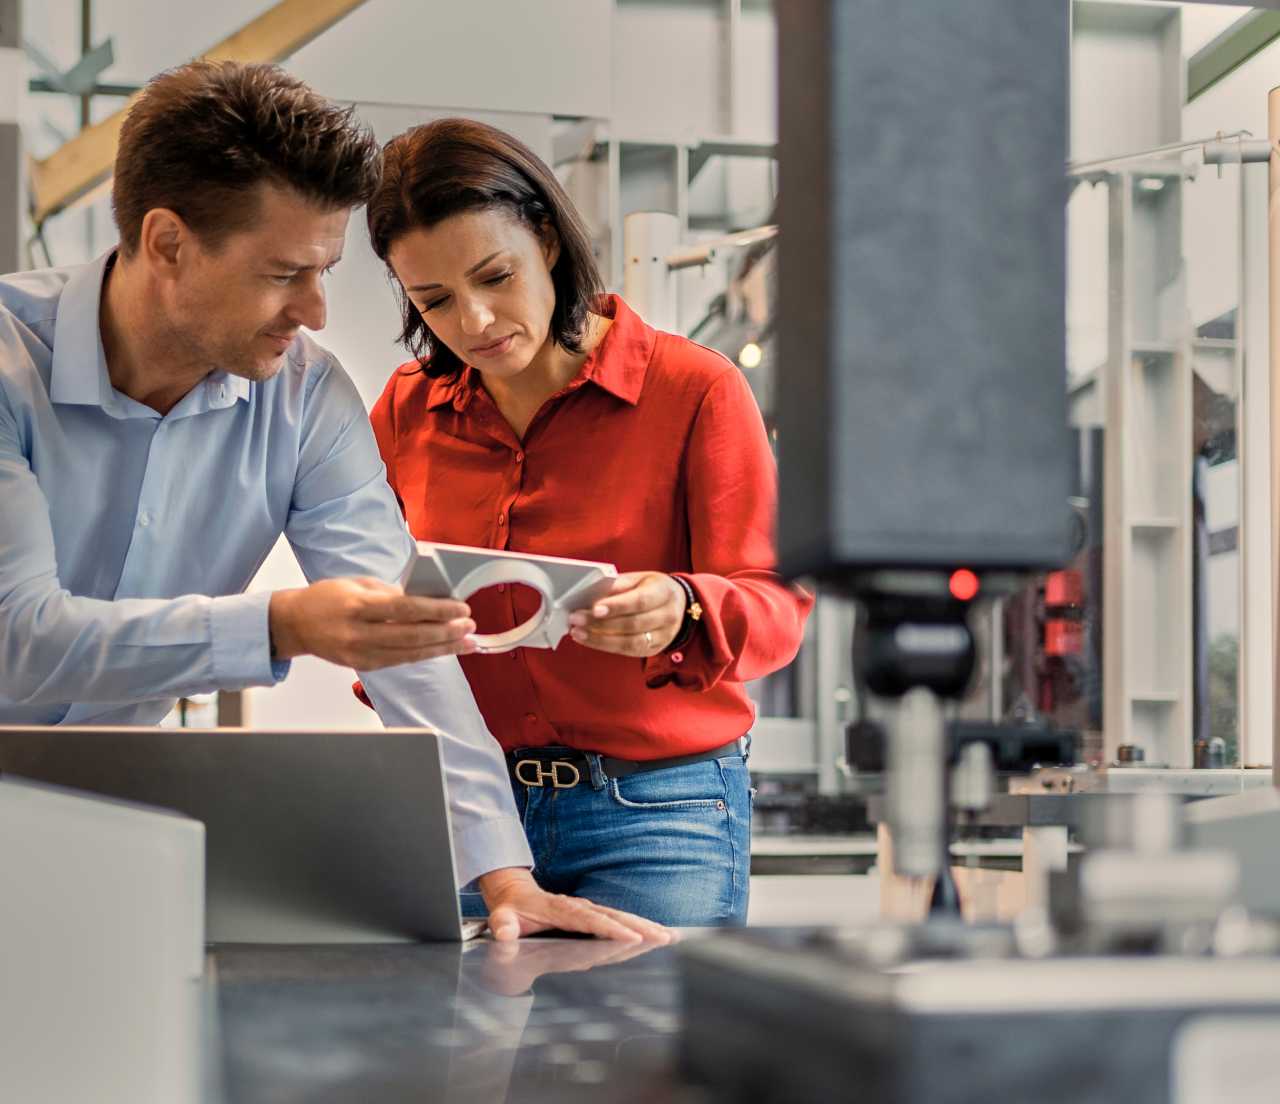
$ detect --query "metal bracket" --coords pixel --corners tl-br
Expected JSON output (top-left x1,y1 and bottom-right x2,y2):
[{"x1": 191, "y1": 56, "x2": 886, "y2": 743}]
[{"x1": 401, "y1": 542, "x2": 617, "y2": 654}]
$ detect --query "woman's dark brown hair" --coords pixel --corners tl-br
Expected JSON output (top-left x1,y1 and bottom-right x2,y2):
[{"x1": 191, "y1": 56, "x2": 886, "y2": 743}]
[
  {"x1": 112, "y1": 61, "x2": 381, "y2": 255},
  {"x1": 366, "y1": 118, "x2": 605, "y2": 379}
]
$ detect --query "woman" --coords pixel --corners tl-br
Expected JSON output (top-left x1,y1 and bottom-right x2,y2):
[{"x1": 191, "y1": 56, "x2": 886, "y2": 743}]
[{"x1": 364, "y1": 118, "x2": 811, "y2": 926}]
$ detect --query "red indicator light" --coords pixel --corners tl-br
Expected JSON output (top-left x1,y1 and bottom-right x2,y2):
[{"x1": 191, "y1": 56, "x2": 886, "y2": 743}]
[{"x1": 949, "y1": 569, "x2": 980, "y2": 602}]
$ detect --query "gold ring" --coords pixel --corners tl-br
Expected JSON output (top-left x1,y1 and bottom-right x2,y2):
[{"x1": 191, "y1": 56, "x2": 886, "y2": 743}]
[{"x1": 644, "y1": 630, "x2": 654, "y2": 651}]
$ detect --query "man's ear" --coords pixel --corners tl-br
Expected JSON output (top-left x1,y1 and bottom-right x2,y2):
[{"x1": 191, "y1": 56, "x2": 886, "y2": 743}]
[{"x1": 137, "y1": 208, "x2": 191, "y2": 273}]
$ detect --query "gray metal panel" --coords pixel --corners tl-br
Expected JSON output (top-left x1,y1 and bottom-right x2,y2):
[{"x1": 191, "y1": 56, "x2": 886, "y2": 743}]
[
  {"x1": 776, "y1": 0, "x2": 1072, "y2": 578},
  {"x1": 0, "y1": 125, "x2": 22, "y2": 273},
  {"x1": 0, "y1": 0, "x2": 20, "y2": 274}
]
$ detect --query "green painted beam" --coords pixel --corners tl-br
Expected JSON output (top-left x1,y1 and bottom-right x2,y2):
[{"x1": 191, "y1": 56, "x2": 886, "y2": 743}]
[{"x1": 1188, "y1": 10, "x2": 1280, "y2": 103}]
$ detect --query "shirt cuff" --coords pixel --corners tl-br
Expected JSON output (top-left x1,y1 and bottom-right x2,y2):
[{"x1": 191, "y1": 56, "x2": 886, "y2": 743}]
[
  {"x1": 209, "y1": 591, "x2": 290, "y2": 690},
  {"x1": 453, "y1": 814, "x2": 534, "y2": 890}
]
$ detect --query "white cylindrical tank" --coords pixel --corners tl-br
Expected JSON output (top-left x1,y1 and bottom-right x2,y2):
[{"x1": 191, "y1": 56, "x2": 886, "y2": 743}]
[{"x1": 622, "y1": 211, "x2": 680, "y2": 331}]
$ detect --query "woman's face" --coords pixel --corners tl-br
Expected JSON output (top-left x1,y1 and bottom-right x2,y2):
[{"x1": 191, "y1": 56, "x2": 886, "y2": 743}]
[{"x1": 387, "y1": 208, "x2": 560, "y2": 379}]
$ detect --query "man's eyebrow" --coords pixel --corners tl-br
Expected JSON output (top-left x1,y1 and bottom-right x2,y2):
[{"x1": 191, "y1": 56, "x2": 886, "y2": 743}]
[
  {"x1": 408, "y1": 251, "x2": 503, "y2": 292},
  {"x1": 266, "y1": 255, "x2": 342, "y2": 272}
]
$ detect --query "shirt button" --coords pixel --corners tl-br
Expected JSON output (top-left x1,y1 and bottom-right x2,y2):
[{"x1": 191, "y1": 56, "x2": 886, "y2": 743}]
[
  {"x1": 138, "y1": 510, "x2": 152, "y2": 528},
  {"x1": 525, "y1": 712, "x2": 537, "y2": 723},
  {"x1": 670, "y1": 651, "x2": 684, "y2": 664},
  {"x1": 515, "y1": 451, "x2": 524, "y2": 463},
  {"x1": 498, "y1": 514, "x2": 506, "y2": 526}
]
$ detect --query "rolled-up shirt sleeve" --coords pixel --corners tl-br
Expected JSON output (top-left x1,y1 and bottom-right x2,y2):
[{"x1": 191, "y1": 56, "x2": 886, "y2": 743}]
[
  {"x1": 0, "y1": 398, "x2": 285, "y2": 706},
  {"x1": 283, "y1": 359, "x2": 531, "y2": 884}
]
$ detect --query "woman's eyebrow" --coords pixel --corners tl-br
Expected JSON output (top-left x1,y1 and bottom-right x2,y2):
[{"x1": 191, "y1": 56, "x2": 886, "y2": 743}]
[{"x1": 409, "y1": 251, "x2": 504, "y2": 292}]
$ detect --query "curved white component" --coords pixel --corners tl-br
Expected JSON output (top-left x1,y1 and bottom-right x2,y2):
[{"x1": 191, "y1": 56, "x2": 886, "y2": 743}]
[
  {"x1": 451, "y1": 560, "x2": 554, "y2": 653},
  {"x1": 402, "y1": 542, "x2": 618, "y2": 654}
]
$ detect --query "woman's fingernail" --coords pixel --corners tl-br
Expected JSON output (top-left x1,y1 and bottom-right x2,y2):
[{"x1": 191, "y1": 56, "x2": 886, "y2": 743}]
[
  {"x1": 593, "y1": 604, "x2": 609, "y2": 618},
  {"x1": 568, "y1": 612, "x2": 586, "y2": 627},
  {"x1": 571, "y1": 629, "x2": 587, "y2": 642}
]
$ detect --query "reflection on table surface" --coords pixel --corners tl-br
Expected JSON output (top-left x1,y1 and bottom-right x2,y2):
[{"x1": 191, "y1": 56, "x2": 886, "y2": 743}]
[{"x1": 208, "y1": 937, "x2": 696, "y2": 1104}]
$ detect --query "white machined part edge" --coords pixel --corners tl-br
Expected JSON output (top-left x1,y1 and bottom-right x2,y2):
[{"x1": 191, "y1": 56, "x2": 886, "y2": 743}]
[{"x1": 450, "y1": 560, "x2": 556, "y2": 653}]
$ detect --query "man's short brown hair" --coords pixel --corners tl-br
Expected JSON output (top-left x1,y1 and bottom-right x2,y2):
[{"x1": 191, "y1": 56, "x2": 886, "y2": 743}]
[{"x1": 112, "y1": 61, "x2": 381, "y2": 255}]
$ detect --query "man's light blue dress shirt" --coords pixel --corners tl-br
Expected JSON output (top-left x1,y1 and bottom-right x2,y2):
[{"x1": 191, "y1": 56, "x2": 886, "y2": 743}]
[{"x1": 0, "y1": 252, "x2": 532, "y2": 884}]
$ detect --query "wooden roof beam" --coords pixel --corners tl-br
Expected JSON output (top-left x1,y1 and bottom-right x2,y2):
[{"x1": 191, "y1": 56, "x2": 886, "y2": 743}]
[{"x1": 29, "y1": 0, "x2": 371, "y2": 226}]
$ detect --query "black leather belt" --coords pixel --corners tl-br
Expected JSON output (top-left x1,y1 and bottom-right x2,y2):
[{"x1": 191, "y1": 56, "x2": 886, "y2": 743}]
[{"x1": 508, "y1": 739, "x2": 745, "y2": 789}]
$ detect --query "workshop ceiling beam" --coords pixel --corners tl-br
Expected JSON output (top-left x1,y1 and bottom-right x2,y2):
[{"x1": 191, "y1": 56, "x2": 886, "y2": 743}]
[
  {"x1": 29, "y1": 0, "x2": 371, "y2": 226},
  {"x1": 1187, "y1": 9, "x2": 1280, "y2": 103}
]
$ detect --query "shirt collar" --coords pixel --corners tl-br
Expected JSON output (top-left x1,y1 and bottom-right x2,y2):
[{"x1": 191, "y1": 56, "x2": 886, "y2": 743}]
[
  {"x1": 579, "y1": 294, "x2": 652, "y2": 406},
  {"x1": 422, "y1": 293, "x2": 655, "y2": 411},
  {"x1": 49, "y1": 249, "x2": 252, "y2": 418},
  {"x1": 49, "y1": 250, "x2": 116, "y2": 410}
]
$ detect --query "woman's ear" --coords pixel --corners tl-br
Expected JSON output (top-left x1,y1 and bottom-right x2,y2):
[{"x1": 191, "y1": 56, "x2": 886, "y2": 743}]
[{"x1": 539, "y1": 223, "x2": 561, "y2": 271}]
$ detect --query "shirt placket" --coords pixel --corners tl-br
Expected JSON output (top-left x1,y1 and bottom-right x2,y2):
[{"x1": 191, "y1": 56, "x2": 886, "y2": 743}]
[
  {"x1": 466, "y1": 384, "x2": 572, "y2": 745},
  {"x1": 111, "y1": 417, "x2": 167, "y2": 599},
  {"x1": 468, "y1": 391, "x2": 530, "y2": 553}
]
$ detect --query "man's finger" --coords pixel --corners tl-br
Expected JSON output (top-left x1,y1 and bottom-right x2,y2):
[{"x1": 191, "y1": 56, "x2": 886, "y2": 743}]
[
  {"x1": 359, "y1": 617, "x2": 475, "y2": 649},
  {"x1": 591, "y1": 904, "x2": 676, "y2": 943},
  {"x1": 361, "y1": 593, "x2": 472, "y2": 623},
  {"x1": 548, "y1": 899, "x2": 644, "y2": 943}
]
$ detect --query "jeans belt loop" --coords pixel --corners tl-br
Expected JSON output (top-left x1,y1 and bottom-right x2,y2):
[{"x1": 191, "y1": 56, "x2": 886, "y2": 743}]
[{"x1": 585, "y1": 752, "x2": 608, "y2": 791}]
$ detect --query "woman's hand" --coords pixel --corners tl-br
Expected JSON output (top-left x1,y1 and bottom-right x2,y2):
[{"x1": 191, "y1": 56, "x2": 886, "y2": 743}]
[{"x1": 567, "y1": 572, "x2": 686, "y2": 657}]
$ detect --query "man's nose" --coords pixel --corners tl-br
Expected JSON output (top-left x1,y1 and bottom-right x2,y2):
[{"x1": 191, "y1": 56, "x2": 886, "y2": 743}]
[{"x1": 286, "y1": 278, "x2": 326, "y2": 332}]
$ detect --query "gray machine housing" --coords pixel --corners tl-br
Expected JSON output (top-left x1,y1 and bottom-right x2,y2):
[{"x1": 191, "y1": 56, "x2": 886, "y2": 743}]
[{"x1": 775, "y1": 0, "x2": 1073, "y2": 580}]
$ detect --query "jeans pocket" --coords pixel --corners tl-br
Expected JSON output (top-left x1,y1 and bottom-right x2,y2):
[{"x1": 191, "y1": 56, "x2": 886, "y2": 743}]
[{"x1": 607, "y1": 760, "x2": 727, "y2": 810}]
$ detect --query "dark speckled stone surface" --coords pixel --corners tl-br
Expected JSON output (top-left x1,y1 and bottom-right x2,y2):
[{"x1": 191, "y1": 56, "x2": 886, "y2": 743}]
[{"x1": 207, "y1": 939, "x2": 704, "y2": 1104}]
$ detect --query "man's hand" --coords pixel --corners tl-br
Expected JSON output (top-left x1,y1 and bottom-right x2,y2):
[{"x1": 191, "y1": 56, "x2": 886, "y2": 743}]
[
  {"x1": 477, "y1": 868, "x2": 676, "y2": 944},
  {"x1": 567, "y1": 572, "x2": 686, "y2": 657},
  {"x1": 269, "y1": 577, "x2": 476, "y2": 670}
]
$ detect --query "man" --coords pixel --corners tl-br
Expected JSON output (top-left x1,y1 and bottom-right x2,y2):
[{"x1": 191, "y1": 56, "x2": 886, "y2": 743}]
[{"x1": 0, "y1": 61, "x2": 667, "y2": 944}]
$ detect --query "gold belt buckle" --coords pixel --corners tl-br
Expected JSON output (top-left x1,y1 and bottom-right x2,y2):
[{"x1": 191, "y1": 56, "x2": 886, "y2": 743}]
[{"x1": 514, "y1": 758, "x2": 581, "y2": 788}]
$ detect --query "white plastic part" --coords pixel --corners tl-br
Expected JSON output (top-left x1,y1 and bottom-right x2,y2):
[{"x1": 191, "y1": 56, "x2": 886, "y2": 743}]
[
  {"x1": 402, "y1": 542, "x2": 618, "y2": 653},
  {"x1": 0, "y1": 777, "x2": 205, "y2": 1104}
]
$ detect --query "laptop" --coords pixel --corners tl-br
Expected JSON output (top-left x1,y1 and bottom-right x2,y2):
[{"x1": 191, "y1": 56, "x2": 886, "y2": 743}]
[{"x1": 0, "y1": 725, "x2": 487, "y2": 944}]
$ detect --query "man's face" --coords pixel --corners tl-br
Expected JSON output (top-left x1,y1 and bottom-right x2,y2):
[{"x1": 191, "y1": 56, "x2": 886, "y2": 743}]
[{"x1": 165, "y1": 183, "x2": 350, "y2": 381}]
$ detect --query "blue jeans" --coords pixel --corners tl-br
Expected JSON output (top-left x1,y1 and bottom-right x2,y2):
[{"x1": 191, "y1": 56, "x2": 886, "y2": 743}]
[{"x1": 463, "y1": 746, "x2": 752, "y2": 926}]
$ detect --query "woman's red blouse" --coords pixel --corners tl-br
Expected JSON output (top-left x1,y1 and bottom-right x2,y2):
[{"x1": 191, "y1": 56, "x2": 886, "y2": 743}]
[{"x1": 369, "y1": 294, "x2": 812, "y2": 760}]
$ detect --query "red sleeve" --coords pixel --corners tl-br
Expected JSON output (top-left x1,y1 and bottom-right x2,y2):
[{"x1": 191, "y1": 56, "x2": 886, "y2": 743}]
[{"x1": 644, "y1": 366, "x2": 813, "y2": 691}]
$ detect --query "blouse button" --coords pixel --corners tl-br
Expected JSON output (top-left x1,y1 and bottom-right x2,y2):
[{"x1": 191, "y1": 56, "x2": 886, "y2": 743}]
[
  {"x1": 515, "y1": 451, "x2": 524, "y2": 463},
  {"x1": 670, "y1": 651, "x2": 684, "y2": 664},
  {"x1": 498, "y1": 514, "x2": 506, "y2": 526}
]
